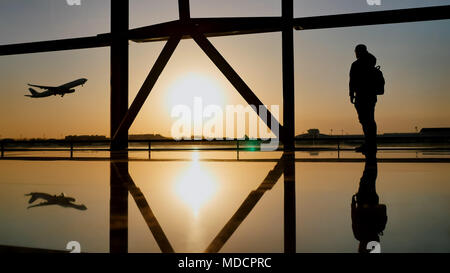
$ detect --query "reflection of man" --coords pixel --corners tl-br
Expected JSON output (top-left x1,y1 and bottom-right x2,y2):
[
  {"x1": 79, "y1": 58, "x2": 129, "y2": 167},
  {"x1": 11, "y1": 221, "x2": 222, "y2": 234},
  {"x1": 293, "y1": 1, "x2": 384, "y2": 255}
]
[
  {"x1": 351, "y1": 159, "x2": 387, "y2": 253},
  {"x1": 349, "y1": 44, "x2": 378, "y2": 158}
]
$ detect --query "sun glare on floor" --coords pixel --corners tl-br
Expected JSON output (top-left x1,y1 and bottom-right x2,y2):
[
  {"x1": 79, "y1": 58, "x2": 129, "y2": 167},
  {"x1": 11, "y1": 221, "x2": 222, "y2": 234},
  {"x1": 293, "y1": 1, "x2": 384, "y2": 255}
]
[{"x1": 175, "y1": 152, "x2": 218, "y2": 217}]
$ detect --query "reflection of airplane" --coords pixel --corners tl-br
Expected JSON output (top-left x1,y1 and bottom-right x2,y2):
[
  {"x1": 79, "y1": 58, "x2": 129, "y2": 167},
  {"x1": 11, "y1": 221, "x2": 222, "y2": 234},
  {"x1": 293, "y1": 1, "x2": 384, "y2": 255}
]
[
  {"x1": 25, "y1": 192, "x2": 87, "y2": 210},
  {"x1": 351, "y1": 159, "x2": 387, "y2": 253},
  {"x1": 25, "y1": 78, "x2": 87, "y2": 98}
]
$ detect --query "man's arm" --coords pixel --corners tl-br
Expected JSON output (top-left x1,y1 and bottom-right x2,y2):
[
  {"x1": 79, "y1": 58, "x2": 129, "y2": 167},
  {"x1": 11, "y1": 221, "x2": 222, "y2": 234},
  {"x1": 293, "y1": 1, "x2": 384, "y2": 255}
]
[{"x1": 349, "y1": 63, "x2": 356, "y2": 104}]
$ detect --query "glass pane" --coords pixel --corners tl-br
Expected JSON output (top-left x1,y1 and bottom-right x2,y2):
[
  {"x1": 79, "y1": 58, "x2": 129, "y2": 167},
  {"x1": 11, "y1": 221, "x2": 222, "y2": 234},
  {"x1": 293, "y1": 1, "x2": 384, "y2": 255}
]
[{"x1": 0, "y1": 0, "x2": 110, "y2": 44}]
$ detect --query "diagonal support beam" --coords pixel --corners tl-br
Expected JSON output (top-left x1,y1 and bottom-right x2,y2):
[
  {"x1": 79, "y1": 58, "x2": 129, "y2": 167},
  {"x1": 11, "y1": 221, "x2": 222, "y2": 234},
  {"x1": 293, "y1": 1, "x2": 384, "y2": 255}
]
[
  {"x1": 192, "y1": 33, "x2": 283, "y2": 139},
  {"x1": 112, "y1": 35, "x2": 181, "y2": 141},
  {"x1": 112, "y1": 162, "x2": 175, "y2": 253},
  {"x1": 204, "y1": 153, "x2": 287, "y2": 253}
]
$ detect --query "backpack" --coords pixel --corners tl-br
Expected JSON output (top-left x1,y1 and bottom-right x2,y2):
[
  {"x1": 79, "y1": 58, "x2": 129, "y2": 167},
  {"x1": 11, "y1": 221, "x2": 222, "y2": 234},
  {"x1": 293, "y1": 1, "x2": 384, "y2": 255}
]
[
  {"x1": 372, "y1": 65, "x2": 385, "y2": 95},
  {"x1": 351, "y1": 195, "x2": 388, "y2": 241}
]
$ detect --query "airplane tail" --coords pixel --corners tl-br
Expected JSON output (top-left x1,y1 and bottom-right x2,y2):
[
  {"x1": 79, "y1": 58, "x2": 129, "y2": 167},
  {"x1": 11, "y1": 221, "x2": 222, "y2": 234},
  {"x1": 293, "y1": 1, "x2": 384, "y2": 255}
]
[{"x1": 28, "y1": 88, "x2": 38, "y2": 95}]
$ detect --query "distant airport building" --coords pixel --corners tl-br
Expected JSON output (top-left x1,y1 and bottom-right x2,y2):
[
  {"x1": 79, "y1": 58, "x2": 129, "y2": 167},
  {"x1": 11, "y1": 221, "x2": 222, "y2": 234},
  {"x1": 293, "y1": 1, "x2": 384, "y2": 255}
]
[
  {"x1": 419, "y1": 128, "x2": 450, "y2": 136},
  {"x1": 128, "y1": 134, "x2": 167, "y2": 140},
  {"x1": 65, "y1": 135, "x2": 107, "y2": 141}
]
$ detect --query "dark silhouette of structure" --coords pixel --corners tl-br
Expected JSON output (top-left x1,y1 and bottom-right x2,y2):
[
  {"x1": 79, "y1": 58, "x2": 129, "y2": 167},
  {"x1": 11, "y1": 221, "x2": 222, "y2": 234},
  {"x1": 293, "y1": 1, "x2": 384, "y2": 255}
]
[
  {"x1": 109, "y1": 151, "x2": 296, "y2": 253},
  {"x1": 25, "y1": 192, "x2": 87, "y2": 210},
  {"x1": 1, "y1": 2, "x2": 449, "y2": 154},
  {"x1": 351, "y1": 159, "x2": 387, "y2": 253},
  {"x1": 350, "y1": 44, "x2": 378, "y2": 157},
  {"x1": 205, "y1": 152, "x2": 296, "y2": 253},
  {"x1": 420, "y1": 127, "x2": 450, "y2": 136}
]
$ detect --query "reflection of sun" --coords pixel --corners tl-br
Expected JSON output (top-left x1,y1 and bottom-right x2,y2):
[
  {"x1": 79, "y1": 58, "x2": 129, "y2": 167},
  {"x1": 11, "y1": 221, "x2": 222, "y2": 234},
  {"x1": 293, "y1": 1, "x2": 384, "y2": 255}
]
[
  {"x1": 165, "y1": 72, "x2": 225, "y2": 110},
  {"x1": 175, "y1": 151, "x2": 218, "y2": 217}
]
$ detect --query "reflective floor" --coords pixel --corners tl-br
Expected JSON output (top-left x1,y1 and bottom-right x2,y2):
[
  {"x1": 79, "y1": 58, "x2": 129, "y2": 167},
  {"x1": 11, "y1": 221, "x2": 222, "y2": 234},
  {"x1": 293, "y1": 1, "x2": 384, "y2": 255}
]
[{"x1": 0, "y1": 150, "x2": 449, "y2": 253}]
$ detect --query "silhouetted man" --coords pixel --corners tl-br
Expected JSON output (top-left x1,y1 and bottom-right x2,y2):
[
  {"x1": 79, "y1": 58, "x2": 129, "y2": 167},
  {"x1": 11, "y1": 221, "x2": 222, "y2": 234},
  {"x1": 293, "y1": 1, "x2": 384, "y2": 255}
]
[{"x1": 350, "y1": 44, "x2": 378, "y2": 157}]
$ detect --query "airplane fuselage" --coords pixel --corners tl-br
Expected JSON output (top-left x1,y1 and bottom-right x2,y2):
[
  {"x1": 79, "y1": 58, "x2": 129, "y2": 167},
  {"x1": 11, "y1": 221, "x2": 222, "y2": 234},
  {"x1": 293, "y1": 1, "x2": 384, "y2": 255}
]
[
  {"x1": 59, "y1": 78, "x2": 88, "y2": 90},
  {"x1": 25, "y1": 78, "x2": 87, "y2": 98}
]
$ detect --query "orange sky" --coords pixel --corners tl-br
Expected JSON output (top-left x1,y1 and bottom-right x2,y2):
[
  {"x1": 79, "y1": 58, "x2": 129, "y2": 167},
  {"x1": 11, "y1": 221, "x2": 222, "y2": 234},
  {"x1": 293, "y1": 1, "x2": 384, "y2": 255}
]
[{"x1": 0, "y1": 1, "x2": 449, "y2": 139}]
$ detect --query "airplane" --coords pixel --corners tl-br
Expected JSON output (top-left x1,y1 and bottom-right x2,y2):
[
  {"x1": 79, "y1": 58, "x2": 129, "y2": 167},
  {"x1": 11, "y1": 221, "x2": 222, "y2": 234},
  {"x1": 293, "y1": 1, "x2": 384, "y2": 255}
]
[
  {"x1": 25, "y1": 78, "x2": 87, "y2": 98},
  {"x1": 25, "y1": 192, "x2": 87, "y2": 210}
]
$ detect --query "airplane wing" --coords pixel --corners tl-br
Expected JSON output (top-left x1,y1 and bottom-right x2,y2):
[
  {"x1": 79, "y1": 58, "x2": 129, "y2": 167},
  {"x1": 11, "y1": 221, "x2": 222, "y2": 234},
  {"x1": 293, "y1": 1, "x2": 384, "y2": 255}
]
[
  {"x1": 27, "y1": 84, "x2": 57, "y2": 90},
  {"x1": 27, "y1": 202, "x2": 53, "y2": 209}
]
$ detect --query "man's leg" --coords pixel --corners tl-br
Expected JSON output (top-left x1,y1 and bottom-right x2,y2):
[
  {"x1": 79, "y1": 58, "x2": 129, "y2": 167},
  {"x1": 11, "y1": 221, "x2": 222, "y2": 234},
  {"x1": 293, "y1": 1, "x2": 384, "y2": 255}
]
[
  {"x1": 355, "y1": 100, "x2": 377, "y2": 155},
  {"x1": 355, "y1": 102, "x2": 369, "y2": 152},
  {"x1": 365, "y1": 101, "x2": 377, "y2": 156},
  {"x1": 360, "y1": 101, "x2": 377, "y2": 156}
]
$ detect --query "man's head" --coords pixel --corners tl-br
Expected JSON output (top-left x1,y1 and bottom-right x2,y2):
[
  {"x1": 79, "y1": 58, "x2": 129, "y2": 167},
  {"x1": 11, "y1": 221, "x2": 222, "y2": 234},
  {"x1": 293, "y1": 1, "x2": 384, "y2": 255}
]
[{"x1": 355, "y1": 44, "x2": 368, "y2": 59}]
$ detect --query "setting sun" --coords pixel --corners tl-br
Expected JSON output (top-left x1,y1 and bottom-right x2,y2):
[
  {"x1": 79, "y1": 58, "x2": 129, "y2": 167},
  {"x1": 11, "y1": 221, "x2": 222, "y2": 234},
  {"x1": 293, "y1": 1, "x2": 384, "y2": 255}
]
[{"x1": 165, "y1": 72, "x2": 226, "y2": 111}]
